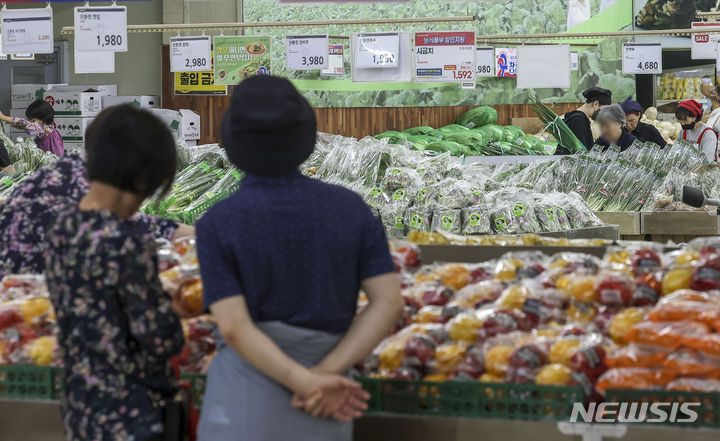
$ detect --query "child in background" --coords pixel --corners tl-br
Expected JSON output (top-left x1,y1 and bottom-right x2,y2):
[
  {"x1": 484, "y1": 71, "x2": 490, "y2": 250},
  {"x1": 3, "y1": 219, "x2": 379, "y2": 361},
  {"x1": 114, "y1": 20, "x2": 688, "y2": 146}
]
[{"x1": 0, "y1": 100, "x2": 64, "y2": 156}]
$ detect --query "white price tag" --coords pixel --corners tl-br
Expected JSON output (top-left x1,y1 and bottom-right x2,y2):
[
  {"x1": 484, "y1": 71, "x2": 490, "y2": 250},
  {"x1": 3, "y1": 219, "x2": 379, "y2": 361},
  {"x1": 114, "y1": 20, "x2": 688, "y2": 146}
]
[
  {"x1": 571, "y1": 52, "x2": 578, "y2": 70},
  {"x1": 74, "y1": 6, "x2": 127, "y2": 52},
  {"x1": 355, "y1": 33, "x2": 399, "y2": 68},
  {"x1": 1, "y1": 8, "x2": 53, "y2": 55},
  {"x1": 321, "y1": 44, "x2": 344, "y2": 76},
  {"x1": 170, "y1": 36, "x2": 211, "y2": 72},
  {"x1": 414, "y1": 31, "x2": 475, "y2": 83},
  {"x1": 692, "y1": 22, "x2": 720, "y2": 60},
  {"x1": 286, "y1": 35, "x2": 329, "y2": 70},
  {"x1": 622, "y1": 43, "x2": 662, "y2": 74},
  {"x1": 475, "y1": 47, "x2": 495, "y2": 77},
  {"x1": 74, "y1": 47, "x2": 115, "y2": 73}
]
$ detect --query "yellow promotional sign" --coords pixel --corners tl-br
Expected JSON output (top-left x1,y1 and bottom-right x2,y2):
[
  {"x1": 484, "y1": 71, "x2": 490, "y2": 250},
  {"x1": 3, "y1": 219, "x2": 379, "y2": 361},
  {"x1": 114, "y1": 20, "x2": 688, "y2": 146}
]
[{"x1": 173, "y1": 70, "x2": 227, "y2": 95}]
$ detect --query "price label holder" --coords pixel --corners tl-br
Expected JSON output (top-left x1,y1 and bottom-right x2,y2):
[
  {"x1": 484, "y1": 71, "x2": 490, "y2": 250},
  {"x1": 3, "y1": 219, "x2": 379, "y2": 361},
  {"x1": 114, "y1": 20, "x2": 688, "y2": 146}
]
[
  {"x1": 354, "y1": 32, "x2": 399, "y2": 68},
  {"x1": 476, "y1": 46, "x2": 495, "y2": 77},
  {"x1": 170, "y1": 36, "x2": 212, "y2": 72},
  {"x1": 75, "y1": 5, "x2": 127, "y2": 52},
  {"x1": 570, "y1": 52, "x2": 578, "y2": 71},
  {"x1": 622, "y1": 42, "x2": 662, "y2": 74},
  {"x1": 75, "y1": 47, "x2": 115, "y2": 74},
  {"x1": 286, "y1": 35, "x2": 329, "y2": 70},
  {"x1": 321, "y1": 44, "x2": 345, "y2": 76},
  {"x1": 1, "y1": 7, "x2": 54, "y2": 55},
  {"x1": 414, "y1": 31, "x2": 475, "y2": 83}
]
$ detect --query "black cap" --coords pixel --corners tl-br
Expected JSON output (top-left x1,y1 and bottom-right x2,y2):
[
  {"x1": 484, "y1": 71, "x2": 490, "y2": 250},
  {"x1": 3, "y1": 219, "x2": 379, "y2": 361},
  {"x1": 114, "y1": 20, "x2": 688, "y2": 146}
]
[
  {"x1": 582, "y1": 87, "x2": 612, "y2": 105},
  {"x1": 221, "y1": 76, "x2": 317, "y2": 177}
]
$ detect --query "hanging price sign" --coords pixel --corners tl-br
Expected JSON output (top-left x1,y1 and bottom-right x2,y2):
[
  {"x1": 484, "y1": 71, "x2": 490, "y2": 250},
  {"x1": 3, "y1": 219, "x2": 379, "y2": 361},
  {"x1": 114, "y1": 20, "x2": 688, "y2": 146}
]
[
  {"x1": 413, "y1": 31, "x2": 475, "y2": 82},
  {"x1": 286, "y1": 35, "x2": 329, "y2": 70},
  {"x1": 622, "y1": 43, "x2": 662, "y2": 74},
  {"x1": 74, "y1": 6, "x2": 127, "y2": 52},
  {"x1": 321, "y1": 44, "x2": 345, "y2": 76},
  {"x1": 475, "y1": 47, "x2": 495, "y2": 77},
  {"x1": 570, "y1": 52, "x2": 578, "y2": 71},
  {"x1": 355, "y1": 32, "x2": 399, "y2": 68},
  {"x1": 1, "y1": 7, "x2": 54, "y2": 55},
  {"x1": 170, "y1": 36, "x2": 211, "y2": 72}
]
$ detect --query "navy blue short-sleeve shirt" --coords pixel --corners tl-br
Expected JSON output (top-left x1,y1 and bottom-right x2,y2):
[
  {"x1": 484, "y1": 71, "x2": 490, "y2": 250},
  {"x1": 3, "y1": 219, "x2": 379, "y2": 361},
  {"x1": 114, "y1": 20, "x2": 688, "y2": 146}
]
[{"x1": 197, "y1": 171, "x2": 395, "y2": 334}]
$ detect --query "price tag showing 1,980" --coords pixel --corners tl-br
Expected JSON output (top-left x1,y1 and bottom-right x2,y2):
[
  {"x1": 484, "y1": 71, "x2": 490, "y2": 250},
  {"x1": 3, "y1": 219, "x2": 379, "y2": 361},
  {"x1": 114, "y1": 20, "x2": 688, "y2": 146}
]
[
  {"x1": 622, "y1": 43, "x2": 662, "y2": 74},
  {"x1": 74, "y1": 6, "x2": 127, "y2": 52},
  {"x1": 170, "y1": 36, "x2": 212, "y2": 72},
  {"x1": 355, "y1": 32, "x2": 399, "y2": 69},
  {"x1": 286, "y1": 35, "x2": 329, "y2": 70}
]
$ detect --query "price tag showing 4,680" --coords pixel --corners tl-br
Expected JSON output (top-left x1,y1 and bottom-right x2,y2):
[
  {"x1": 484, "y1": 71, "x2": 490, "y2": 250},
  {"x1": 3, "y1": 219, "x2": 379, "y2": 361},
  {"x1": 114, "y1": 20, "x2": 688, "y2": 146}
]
[
  {"x1": 286, "y1": 35, "x2": 329, "y2": 70},
  {"x1": 355, "y1": 32, "x2": 399, "y2": 69},
  {"x1": 622, "y1": 43, "x2": 662, "y2": 74},
  {"x1": 170, "y1": 36, "x2": 211, "y2": 72},
  {"x1": 74, "y1": 6, "x2": 127, "y2": 52}
]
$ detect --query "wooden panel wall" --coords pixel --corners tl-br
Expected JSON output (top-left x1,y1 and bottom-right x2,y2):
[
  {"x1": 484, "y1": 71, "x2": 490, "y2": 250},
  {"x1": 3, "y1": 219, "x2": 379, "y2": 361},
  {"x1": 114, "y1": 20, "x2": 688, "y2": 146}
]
[{"x1": 160, "y1": 47, "x2": 582, "y2": 145}]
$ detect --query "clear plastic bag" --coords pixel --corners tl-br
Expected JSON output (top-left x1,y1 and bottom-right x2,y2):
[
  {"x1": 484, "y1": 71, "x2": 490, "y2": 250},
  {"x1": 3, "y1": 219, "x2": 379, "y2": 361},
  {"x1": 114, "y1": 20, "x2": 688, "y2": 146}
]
[
  {"x1": 380, "y1": 205, "x2": 408, "y2": 238},
  {"x1": 461, "y1": 205, "x2": 492, "y2": 235},
  {"x1": 405, "y1": 206, "x2": 433, "y2": 233},
  {"x1": 431, "y1": 209, "x2": 462, "y2": 234}
]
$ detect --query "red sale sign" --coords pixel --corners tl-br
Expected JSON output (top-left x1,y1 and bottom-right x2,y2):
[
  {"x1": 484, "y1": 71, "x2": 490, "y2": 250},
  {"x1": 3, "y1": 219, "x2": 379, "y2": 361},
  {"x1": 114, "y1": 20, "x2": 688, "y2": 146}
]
[{"x1": 414, "y1": 31, "x2": 475, "y2": 83}]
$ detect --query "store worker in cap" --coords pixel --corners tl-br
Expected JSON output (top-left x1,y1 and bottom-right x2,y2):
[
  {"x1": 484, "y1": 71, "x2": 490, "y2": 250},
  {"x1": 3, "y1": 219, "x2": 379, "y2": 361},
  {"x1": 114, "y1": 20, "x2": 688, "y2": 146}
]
[
  {"x1": 595, "y1": 104, "x2": 638, "y2": 151},
  {"x1": 196, "y1": 75, "x2": 403, "y2": 441},
  {"x1": 561, "y1": 86, "x2": 612, "y2": 154},
  {"x1": 677, "y1": 99, "x2": 719, "y2": 163},
  {"x1": 620, "y1": 96, "x2": 666, "y2": 148}
]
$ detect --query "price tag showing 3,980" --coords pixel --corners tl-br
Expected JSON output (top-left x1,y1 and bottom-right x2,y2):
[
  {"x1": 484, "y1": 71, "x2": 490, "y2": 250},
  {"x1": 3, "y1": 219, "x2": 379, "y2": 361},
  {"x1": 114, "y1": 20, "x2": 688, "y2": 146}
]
[
  {"x1": 355, "y1": 32, "x2": 399, "y2": 69},
  {"x1": 286, "y1": 35, "x2": 329, "y2": 70},
  {"x1": 170, "y1": 36, "x2": 212, "y2": 72},
  {"x1": 622, "y1": 42, "x2": 662, "y2": 74},
  {"x1": 74, "y1": 6, "x2": 127, "y2": 52}
]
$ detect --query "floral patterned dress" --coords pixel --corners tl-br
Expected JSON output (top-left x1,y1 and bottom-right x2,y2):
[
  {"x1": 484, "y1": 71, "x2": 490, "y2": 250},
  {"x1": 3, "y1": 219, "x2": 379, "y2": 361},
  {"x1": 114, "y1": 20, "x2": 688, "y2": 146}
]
[
  {"x1": 12, "y1": 116, "x2": 64, "y2": 156},
  {"x1": 0, "y1": 153, "x2": 178, "y2": 279},
  {"x1": 44, "y1": 208, "x2": 185, "y2": 441}
]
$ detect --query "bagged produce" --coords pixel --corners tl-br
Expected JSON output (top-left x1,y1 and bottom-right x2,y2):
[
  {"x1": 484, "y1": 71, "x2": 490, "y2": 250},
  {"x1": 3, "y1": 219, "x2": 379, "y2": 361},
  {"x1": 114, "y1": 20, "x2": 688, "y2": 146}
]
[
  {"x1": 374, "y1": 131, "x2": 407, "y2": 144},
  {"x1": 461, "y1": 205, "x2": 492, "y2": 235},
  {"x1": 596, "y1": 368, "x2": 676, "y2": 393},
  {"x1": 606, "y1": 344, "x2": 668, "y2": 368},
  {"x1": 364, "y1": 186, "x2": 391, "y2": 210},
  {"x1": 662, "y1": 349, "x2": 720, "y2": 378},
  {"x1": 425, "y1": 140, "x2": 472, "y2": 157},
  {"x1": 457, "y1": 106, "x2": 498, "y2": 128},
  {"x1": 406, "y1": 206, "x2": 433, "y2": 233},
  {"x1": 406, "y1": 134, "x2": 440, "y2": 151},
  {"x1": 415, "y1": 185, "x2": 441, "y2": 208},
  {"x1": 489, "y1": 205, "x2": 517, "y2": 234},
  {"x1": 404, "y1": 126, "x2": 438, "y2": 137},
  {"x1": 510, "y1": 201, "x2": 542, "y2": 233},
  {"x1": 436, "y1": 180, "x2": 475, "y2": 209},
  {"x1": 666, "y1": 377, "x2": 720, "y2": 392},
  {"x1": 389, "y1": 188, "x2": 414, "y2": 207},
  {"x1": 534, "y1": 204, "x2": 561, "y2": 232},
  {"x1": 380, "y1": 205, "x2": 408, "y2": 238},
  {"x1": 431, "y1": 209, "x2": 462, "y2": 234},
  {"x1": 437, "y1": 124, "x2": 469, "y2": 138},
  {"x1": 382, "y1": 167, "x2": 421, "y2": 192},
  {"x1": 624, "y1": 321, "x2": 710, "y2": 349}
]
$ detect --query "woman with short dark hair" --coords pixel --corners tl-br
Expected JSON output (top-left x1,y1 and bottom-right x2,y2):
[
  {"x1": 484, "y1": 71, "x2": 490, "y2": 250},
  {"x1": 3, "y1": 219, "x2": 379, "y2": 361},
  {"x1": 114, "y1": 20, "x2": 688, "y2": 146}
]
[
  {"x1": 44, "y1": 104, "x2": 187, "y2": 441},
  {"x1": 0, "y1": 99, "x2": 63, "y2": 156}
]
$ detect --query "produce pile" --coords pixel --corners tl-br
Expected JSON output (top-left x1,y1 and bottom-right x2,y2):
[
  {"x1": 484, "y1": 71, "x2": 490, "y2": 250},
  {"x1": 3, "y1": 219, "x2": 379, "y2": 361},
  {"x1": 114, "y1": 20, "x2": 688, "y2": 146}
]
[
  {"x1": 0, "y1": 137, "x2": 59, "y2": 202},
  {"x1": 305, "y1": 133, "x2": 603, "y2": 237},
  {"x1": 497, "y1": 139, "x2": 706, "y2": 212},
  {"x1": 0, "y1": 238, "x2": 216, "y2": 374},
  {"x1": 374, "y1": 106, "x2": 558, "y2": 157},
  {"x1": 356, "y1": 239, "x2": 720, "y2": 399}
]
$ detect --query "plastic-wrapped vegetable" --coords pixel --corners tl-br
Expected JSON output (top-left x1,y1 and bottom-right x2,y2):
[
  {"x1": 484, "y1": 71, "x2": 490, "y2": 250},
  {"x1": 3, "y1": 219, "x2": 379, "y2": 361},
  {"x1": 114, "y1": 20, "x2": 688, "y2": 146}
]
[
  {"x1": 489, "y1": 205, "x2": 517, "y2": 234},
  {"x1": 415, "y1": 185, "x2": 441, "y2": 208},
  {"x1": 436, "y1": 180, "x2": 474, "y2": 209},
  {"x1": 415, "y1": 167, "x2": 442, "y2": 187},
  {"x1": 404, "y1": 126, "x2": 438, "y2": 137},
  {"x1": 503, "y1": 125, "x2": 525, "y2": 142},
  {"x1": 461, "y1": 205, "x2": 492, "y2": 235},
  {"x1": 477, "y1": 125, "x2": 505, "y2": 143},
  {"x1": 389, "y1": 188, "x2": 414, "y2": 207},
  {"x1": 406, "y1": 135, "x2": 439, "y2": 151},
  {"x1": 382, "y1": 167, "x2": 420, "y2": 192},
  {"x1": 406, "y1": 206, "x2": 433, "y2": 233},
  {"x1": 535, "y1": 204, "x2": 561, "y2": 232},
  {"x1": 437, "y1": 124, "x2": 470, "y2": 138},
  {"x1": 374, "y1": 131, "x2": 407, "y2": 145},
  {"x1": 431, "y1": 209, "x2": 462, "y2": 234},
  {"x1": 555, "y1": 206, "x2": 571, "y2": 230},
  {"x1": 425, "y1": 141, "x2": 472, "y2": 157},
  {"x1": 443, "y1": 131, "x2": 487, "y2": 150},
  {"x1": 380, "y1": 205, "x2": 407, "y2": 238},
  {"x1": 364, "y1": 186, "x2": 390, "y2": 210},
  {"x1": 511, "y1": 202, "x2": 542, "y2": 233},
  {"x1": 457, "y1": 106, "x2": 498, "y2": 128}
]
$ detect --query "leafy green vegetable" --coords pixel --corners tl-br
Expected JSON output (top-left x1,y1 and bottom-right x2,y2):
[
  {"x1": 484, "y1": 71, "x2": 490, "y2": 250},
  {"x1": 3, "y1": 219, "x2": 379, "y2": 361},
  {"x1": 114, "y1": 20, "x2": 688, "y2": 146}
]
[
  {"x1": 457, "y1": 106, "x2": 498, "y2": 128},
  {"x1": 403, "y1": 126, "x2": 438, "y2": 136}
]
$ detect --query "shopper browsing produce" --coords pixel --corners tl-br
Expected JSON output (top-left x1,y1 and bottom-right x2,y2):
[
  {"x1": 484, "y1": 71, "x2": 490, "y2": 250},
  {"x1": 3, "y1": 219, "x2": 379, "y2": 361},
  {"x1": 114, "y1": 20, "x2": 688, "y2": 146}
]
[
  {"x1": 43, "y1": 105, "x2": 189, "y2": 441},
  {"x1": 704, "y1": 85, "x2": 720, "y2": 134},
  {"x1": 561, "y1": 86, "x2": 612, "y2": 153},
  {"x1": 0, "y1": 100, "x2": 63, "y2": 157},
  {"x1": 676, "y1": 99, "x2": 719, "y2": 163},
  {"x1": 594, "y1": 104, "x2": 638, "y2": 151},
  {"x1": 619, "y1": 96, "x2": 666, "y2": 148},
  {"x1": 196, "y1": 76, "x2": 403, "y2": 441}
]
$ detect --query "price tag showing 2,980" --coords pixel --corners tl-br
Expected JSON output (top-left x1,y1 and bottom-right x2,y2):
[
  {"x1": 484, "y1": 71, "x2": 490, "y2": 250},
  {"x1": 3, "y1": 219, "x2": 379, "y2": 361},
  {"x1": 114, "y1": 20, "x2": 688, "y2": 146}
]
[
  {"x1": 74, "y1": 6, "x2": 127, "y2": 52},
  {"x1": 355, "y1": 32, "x2": 399, "y2": 69},
  {"x1": 170, "y1": 36, "x2": 212, "y2": 72},
  {"x1": 286, "y1": 35, "x2": 329, "y2": 70},
  {"x1": 622, "y1": 42, "x2": 662, "y2": 74}
]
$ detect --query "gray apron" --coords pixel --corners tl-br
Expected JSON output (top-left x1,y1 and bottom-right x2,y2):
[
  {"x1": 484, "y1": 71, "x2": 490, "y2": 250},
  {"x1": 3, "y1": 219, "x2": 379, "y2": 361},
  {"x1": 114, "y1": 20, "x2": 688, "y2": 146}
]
[{"x1": 197, "y1": 321, "x2": 352, "y2": 441}]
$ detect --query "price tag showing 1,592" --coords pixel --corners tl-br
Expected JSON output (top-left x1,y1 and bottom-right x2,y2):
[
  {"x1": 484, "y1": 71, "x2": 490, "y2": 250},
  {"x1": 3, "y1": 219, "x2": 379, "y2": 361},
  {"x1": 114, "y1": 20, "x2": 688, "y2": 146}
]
[
  {"x1": 355, "y1": 32, "x2": 399, "y2": 69},
  {"x1": 622, "y1": 42, "x2": 662, "y2": 74},
  {"x1": 74, "y1": 6, "x2": 127, "y2": 52},
  {"x1": 169, "y1": 36, "x2": 211, "y2": 72},
  {"x1": 286, "y1": 35, "x2": 329, "y2": 70}
]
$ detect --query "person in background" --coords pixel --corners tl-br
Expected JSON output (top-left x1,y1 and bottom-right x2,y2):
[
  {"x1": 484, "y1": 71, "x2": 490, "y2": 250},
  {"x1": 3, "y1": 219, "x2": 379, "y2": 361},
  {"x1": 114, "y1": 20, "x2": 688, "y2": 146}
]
[
  {"x1": 676, "y1": 99, "x2": 718, "y2": 163},
  {"x1": 704, "y1": 84, "x2": 720, "y2": 134},
  {"x1": 0, "y1": 142, "x2": 193, "y2": 281},
  {"x1": 561, "y1": 86, "x2": 612, "y2": 154},
  {"x1": 0, "y1": 100, "x2": 63, "y2": 156},
  {"x1": 196, "y1": 76, "x2": 403, "y2": 441},
  {"x1": 595, "y1": 104, "x2": 638, "y2": 151},
  {"x1": 44, "y1": 104, "x2": 188, "y2": 441},
  {"x1": 0, "y1": 139, "x2": 10, "y2": 171},
  {"x1": 619, "y1": 96, "x2": 666, "y2": 148}
]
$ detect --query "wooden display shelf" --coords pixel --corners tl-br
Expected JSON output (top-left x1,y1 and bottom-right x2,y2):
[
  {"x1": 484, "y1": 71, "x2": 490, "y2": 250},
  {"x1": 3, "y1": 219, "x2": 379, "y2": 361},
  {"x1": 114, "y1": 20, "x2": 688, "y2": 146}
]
[
  {"x1": 594, "y1": 212, "x2": 641, "y2": 235},
  {"x1": 641, "y1": 211, "x2": 720, "y2": 236}
]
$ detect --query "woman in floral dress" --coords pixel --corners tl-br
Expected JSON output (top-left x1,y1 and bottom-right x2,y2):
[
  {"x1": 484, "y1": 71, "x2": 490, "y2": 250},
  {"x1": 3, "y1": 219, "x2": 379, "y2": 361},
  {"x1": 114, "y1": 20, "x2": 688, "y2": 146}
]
[{"x1": 43, "y1": 104, "x2": 187, "y2": 441}]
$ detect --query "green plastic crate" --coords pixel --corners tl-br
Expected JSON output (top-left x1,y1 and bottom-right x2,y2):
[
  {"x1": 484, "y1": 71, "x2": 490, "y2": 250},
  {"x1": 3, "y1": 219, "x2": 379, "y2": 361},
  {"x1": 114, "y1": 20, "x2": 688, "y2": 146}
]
[
  {"x1": 0, "y1": 365, "x2": 61, "y2": 401},
  {"x1": 358, "y1": 378, "x2": 583, "y2": 420},
  {"x1": 605, "y1": 388, "x2": 720, "y2": 429}
]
